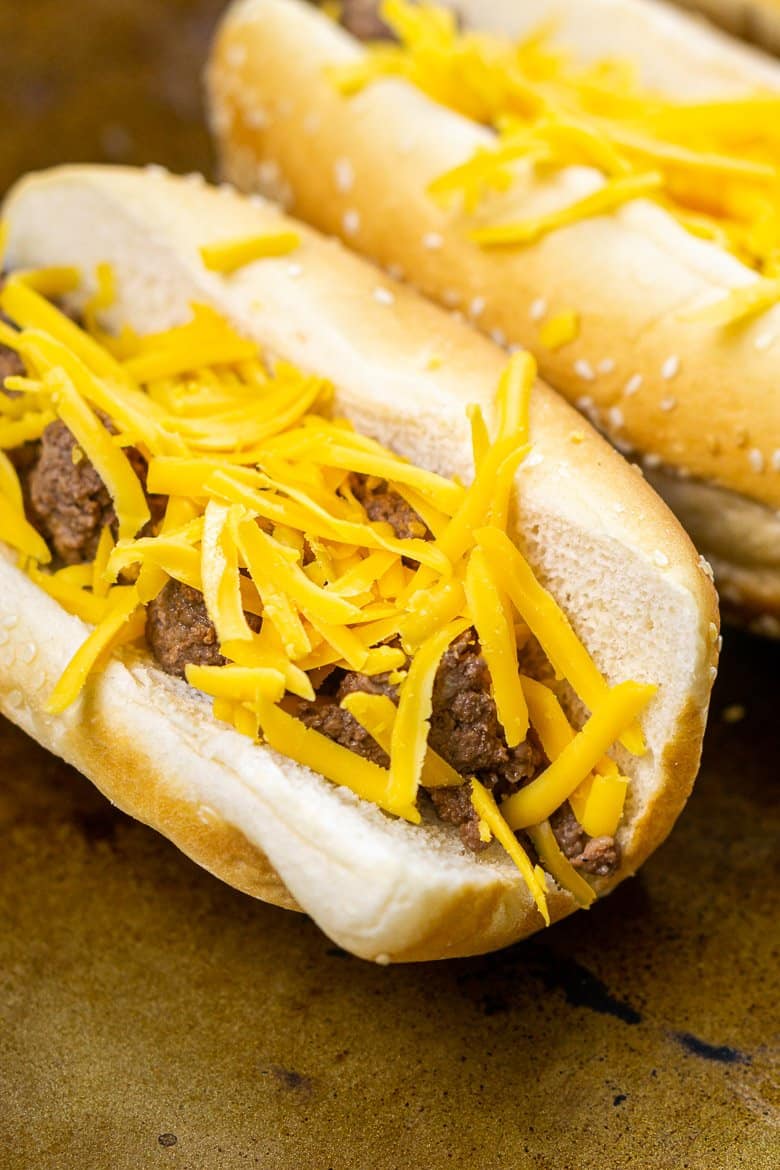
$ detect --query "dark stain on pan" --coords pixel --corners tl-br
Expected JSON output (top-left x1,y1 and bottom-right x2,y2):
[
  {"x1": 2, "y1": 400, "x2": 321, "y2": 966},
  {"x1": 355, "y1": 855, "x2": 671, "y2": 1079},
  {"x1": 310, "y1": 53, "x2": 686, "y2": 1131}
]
[
  {"x1": 672, "y1": 1032, "x2": 750, "y2": 1065},
  {"x1": 157, "y1": 1133, "x2": 178, "y2": 1148},
  {"x1": 531, "y1": 948, "x2": 643, "y2": 1025},
  {"x1": 72, "y1": 805, "x2": 123, "y2": 847},
  {"x1": 264, "y1": 1066, "x2": 314, "y2": 1095},
  {"x1": 613, "y1": 1094, "x2": 628, "y2": 1106}
]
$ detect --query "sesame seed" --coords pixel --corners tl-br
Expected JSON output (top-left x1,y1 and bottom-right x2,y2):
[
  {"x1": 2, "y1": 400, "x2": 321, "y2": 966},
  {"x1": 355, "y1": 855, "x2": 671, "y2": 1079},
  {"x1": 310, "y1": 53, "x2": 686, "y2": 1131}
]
[
  {"x1": 608, "y1": 406, "x2": 624, "y2": 428},
  {"x1": 145, "y1": 163, "x2": 169, "y2": 178},
  {"x1": 373, "y1": 286, "x2": 395, "y2": 306},
  {"x1": 245, "y1": 107, "x2": 268, "y2": 130},
  {"x1": 333, "y1": 157, "x2": 355, "y2": 193},
  {"x1": 624, "y1": 373, "x2": 643, "y2": 396},
  {"x1": 343, "y1": 209, "x2": 361, "y2": 236},
  {"x1": 574, "y1": 359, "x2": 595, "y2": 381},
  {"x1": 722, "y1": 703, "x2": 746, "y2": 724},
  {"x1": 287, "y1": 263, "x2": 303, "y2": 278},
  {"x1": 575, "y1": 395, "x2": 594, "y2": 410},
  {"x1": 226, "y1": 42, "x2": 247, "y2": 67},
  {"x1": 748, "y1": 447, "x2": 765, "y2": 473},
  {"x1": 643, "y1": 452, "x2": 662, "y2": 468},
  {"x1": 529, "y1": 297, "x2": 548, "y2": 322},
  {"x1": 653, "y1": 550, "x2": 670, "y2": 567},
  {"x1": 661, "y1": 354, "x2": 680, "y2": 380},
  {"x1": 613, "y1": 502, "x2": 625, "y2": 514},
  {"x1": 257, "y1": 159, "x2": 279, "y2": 186},
  {"x1": 598, "y1": 358, "x2": 615, "y2": 375},
  {"x1": 709, "y1": 665, "x2": 718, "y2": 683},
  {"x1": 423, "y1": 231, "x2": 444, "y2": 251},
  {"x1": 659, "y1": 396, "x2": 677, "y2": 412},
  {"x1": 755, "y1": 330, "x2": 775, "y2": 352},
  {"x1": 386, "y1": 263, "x2": 404, "y2": 281},
  {"x1": 469, "y1": 296, "x2": 486, "y2": 319},
  {"x1": 183, "y1": 171, "x2": 205, "y2": 186},
  {"x1": 708, "y1": 622, "x2": 718, "y2": 644},
  {"x1": 525, "y1": 451, "x2": 544, "y2": 468},
  {"x1": 490, "y1": 328, "x2": 507, "y2": 347},
  {"x1": 442, "y1": 288, "x2": 461, "y2": 308},
  {"x1": 772, "y1": 449, "x2": 780, "y2": 471},
  {"x1": 698, "y1": 555, "x2": 715, "y2": 581}
]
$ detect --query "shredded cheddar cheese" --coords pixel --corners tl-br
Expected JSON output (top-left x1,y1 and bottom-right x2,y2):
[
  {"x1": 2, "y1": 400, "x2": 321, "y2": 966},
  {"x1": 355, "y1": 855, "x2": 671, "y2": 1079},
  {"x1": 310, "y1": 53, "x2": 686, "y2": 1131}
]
[
  {"x1": 332, "y1": 0, "x2": 780, "y2": 324},
  {"x1": 200, "y1": 231, "x2": 301, "y2": 274},
  {"x1": 471, "y1": 779, "x2": 550, "y2": 924},
  {"x1": 0, "y1": 258, "x2": 658, "y2": 919},
  {"x1": 526, "y1": 821, "x2": 595, "y2": 908},
  {"x1": 539, "y1": 309, "x2": 580, "y2": 351}
]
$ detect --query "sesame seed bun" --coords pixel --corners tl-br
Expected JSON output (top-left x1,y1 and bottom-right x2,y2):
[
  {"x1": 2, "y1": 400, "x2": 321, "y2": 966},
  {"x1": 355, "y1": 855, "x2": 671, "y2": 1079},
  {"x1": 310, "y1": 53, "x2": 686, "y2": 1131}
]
[{"x1": 206, "y1": 0, "x2": 780, "y2": 628}]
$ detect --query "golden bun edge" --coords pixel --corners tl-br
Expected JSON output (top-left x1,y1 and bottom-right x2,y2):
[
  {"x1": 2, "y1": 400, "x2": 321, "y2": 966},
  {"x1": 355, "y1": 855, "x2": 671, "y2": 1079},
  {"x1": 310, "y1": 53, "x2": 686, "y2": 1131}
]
[
  {"x1": 206, "y1": 0, "x2": 780, "y2": 623},
  {"x1": 1, "y1": 165, "x2": 717, "y2": 960}
]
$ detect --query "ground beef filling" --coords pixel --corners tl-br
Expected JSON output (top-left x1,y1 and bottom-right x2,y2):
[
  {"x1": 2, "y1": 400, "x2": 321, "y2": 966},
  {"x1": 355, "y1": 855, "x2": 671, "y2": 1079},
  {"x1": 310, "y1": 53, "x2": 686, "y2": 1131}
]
[
  {"x1": 350, "y1": 473, "x2": 428, "y2": 540},
  {"x1": 339, "y1": 0, "x2": 398, "y2": 42},
  {"x1": 12, "y1": 414, "x2": 164, "y2": 566},
  {"x1": 550, "y1": 804, "x2": 621, "y2": 877},
  {"x1": 0, "y1": 340, "x2": 24, "y2": 385},
  {"x1": 146, "y1": 581, "x2": 226, "y2": 678}
]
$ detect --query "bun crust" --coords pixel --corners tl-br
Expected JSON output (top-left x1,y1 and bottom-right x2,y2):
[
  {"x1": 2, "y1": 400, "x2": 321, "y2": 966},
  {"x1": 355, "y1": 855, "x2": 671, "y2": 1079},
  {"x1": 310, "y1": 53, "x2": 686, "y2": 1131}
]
[
  {"x1": 1, "y1": 166, "x2": 717, "y2": 960},
  {"x1": 207, "y1": 0, "x2": 780, "y2": 621}
]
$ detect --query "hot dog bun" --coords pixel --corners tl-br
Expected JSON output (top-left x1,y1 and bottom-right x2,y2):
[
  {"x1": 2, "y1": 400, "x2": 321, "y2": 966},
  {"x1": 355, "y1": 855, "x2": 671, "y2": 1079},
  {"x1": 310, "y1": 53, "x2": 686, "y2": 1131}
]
[
  {"x1": 206, "y1": 0, "x2": 780, "y2": 631},
  {"x1": 1, "y1": 166, "x2": 717, "y2": 961}
]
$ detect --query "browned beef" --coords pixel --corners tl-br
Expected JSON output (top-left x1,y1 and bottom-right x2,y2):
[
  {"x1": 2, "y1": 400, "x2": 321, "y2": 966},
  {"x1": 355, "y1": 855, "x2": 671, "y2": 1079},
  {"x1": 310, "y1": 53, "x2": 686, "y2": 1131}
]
[
  {"x1": 336, "y1": 666, "x2": 401, "y2": 703},
  {"x1": 146, "y1": 580, "x2": 262, "y2": 679},
  {"x1": 428, "y1": 630, "x2": 544, "y2": 790},
  {"x1": 339, "y1": 0, "x2": 397, "y2": 41},
  {"x1": 296, "y1": 698, "x2": 390, "y2": 768},
  {"x1": 28, "y1": 420, "x2": 115, "y2": 564},
  {"x1": 27, "y1": 418, "x2": 163, "y2": 565},
  {"x1": 550, "y1": 803, "x2": 620, "y2": 877},
  {"x1": 0, "y1": 341, "x2": 24, "y2": 386},
  {"x1": 351, "y1": 474, "x2": 428, "y2": 541},
  {"x1": 428, "y1": 783, "x2": 487, "y2": 852},
  {"x1": 146, "y1": 581, "x2": 226, "y2": 678}
]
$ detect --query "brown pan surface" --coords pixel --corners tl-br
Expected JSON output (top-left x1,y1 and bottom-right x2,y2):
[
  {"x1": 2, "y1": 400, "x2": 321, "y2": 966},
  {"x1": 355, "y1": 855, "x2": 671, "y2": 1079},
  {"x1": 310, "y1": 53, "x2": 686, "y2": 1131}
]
[{"x1": 0, "y1": 2, "x2": 778, "y2": 1167}]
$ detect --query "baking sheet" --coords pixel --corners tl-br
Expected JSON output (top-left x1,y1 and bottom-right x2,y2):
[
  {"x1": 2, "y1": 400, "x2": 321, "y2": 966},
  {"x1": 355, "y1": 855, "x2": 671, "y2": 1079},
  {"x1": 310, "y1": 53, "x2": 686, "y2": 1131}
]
[{"x1": 0, "y1": 2, "x2": 778, "y2": 1166}]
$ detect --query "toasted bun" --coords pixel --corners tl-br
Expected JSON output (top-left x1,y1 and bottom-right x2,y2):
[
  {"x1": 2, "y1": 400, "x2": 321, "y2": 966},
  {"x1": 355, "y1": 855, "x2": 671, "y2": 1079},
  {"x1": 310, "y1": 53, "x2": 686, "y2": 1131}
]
[
  {"x1": 207, "y1": 0, "x2": 780, "y2": 625},
  {"x1": 1, "y1": 166, "x2": 717, "y2": 961},
  {"x1": 671, "y1": 0, "x2": 780, "y2": 54}
]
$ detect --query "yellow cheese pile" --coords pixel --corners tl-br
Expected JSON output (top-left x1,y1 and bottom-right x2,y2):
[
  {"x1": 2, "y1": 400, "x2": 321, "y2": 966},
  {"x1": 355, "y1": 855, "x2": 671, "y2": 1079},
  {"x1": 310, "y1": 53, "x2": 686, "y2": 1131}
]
[
  {"x1": 0, "y1": 261, "x2": 655, "y2": 920},
  {"x1": 334, "y1": 0, "x2": 780, "y2": 324}
]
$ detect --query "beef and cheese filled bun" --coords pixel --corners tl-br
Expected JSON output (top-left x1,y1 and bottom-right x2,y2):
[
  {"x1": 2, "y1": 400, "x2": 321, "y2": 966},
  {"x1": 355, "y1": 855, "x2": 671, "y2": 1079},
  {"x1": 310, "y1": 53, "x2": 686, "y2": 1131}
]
[
  {"x1": 207, "y1": 0, "x2": 780, "y2": 632},
  {"x1": 0, "y1": 165, "x2": 716, "y2": 962}
]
